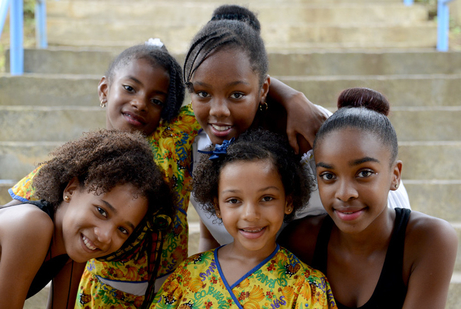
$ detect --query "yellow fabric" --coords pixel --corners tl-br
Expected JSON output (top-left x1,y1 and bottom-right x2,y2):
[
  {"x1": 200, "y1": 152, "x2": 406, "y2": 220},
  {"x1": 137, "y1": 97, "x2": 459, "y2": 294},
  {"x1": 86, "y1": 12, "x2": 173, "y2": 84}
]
[{"x1": 152, "y1": 246, "x2": 338, "y2": 309}]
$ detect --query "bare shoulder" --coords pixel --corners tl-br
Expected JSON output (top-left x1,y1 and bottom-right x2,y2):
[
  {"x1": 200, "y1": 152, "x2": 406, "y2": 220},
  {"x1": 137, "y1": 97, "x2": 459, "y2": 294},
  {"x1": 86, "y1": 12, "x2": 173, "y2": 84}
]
[
  {"x1": 278, "y1": 214, "x2": 327, "y2": 265},
  {"x1": 0, "y1": 204, "x2": 54, "y2": 243},
  {"x1": 406, "y1": 211, "x2": 457, "y2": 244},
  {"x1": 405, "y1": 211, "x2": 458, "y2": 266}
]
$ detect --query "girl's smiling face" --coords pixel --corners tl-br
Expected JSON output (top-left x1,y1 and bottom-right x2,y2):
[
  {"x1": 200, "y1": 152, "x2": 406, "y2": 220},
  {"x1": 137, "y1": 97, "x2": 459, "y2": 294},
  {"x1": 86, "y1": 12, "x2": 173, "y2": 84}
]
[
  {"x1": 314, "y1": 128, "x2": 402, "y2": 234},
  {"x1": 100, "y1": 58, "x2": 170, "y2": 136},
  {"x1": 190, "y1": 48, "x2": 269, "y2": 145},
  {"x1": 216, "y1": 159, "x2": 292, "y2": 258},
  {"x1": 55, "y1": 180, "x2": 148, "y2": 263}
]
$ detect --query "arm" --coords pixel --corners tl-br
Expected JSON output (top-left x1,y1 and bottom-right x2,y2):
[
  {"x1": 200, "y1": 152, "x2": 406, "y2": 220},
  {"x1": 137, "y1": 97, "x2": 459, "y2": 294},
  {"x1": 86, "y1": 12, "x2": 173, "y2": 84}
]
[
  {"x1": 47, "y1": 261, "x2": 86, "y2": 309},
  {"x1": 198, "y1": 220, "x2": 220, "y2": 252},
  {"x1": 402, "y1": 214, "x2": 458, "y2": 309},
  {"x1": 0, "y1": 207, "x2": 53, "y2": 309},
  {"x1": 266, "y1": 78, "x2": 327, "y2": 154}
]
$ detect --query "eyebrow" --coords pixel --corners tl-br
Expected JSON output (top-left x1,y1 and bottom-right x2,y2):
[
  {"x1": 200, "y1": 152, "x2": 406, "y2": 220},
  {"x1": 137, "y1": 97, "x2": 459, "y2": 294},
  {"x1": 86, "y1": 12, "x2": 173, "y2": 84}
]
[
  {"x1": 102, "y1": 200, "x2": 135, "y2": 230},
  {"x1": 316, "y1": 157, "x2": 380, "y2": 169},
  {"x1": 221, "y1": 186, "x2": 281, "y2": 194},
  {"x1": 193, "y1": 80, "x2": 250, "y2": 88}
]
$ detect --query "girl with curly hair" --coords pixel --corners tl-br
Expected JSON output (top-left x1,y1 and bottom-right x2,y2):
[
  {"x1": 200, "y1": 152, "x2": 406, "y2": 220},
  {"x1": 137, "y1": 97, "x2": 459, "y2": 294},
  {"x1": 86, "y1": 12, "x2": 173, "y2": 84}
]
[
  {"x1": 152, "y1": 129, "x2": 337, "y2": 309},
  {"x1": 0, "y1": 130, "x2": 174, "y2": 309}
]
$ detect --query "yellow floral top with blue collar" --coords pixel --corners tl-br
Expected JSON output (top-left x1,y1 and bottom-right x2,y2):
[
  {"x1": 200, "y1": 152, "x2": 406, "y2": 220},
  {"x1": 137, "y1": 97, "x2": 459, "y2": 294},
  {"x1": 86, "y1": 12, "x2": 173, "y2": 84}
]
[{"x1": 151, "y1": 245, "x2": 337, "y2": 309}]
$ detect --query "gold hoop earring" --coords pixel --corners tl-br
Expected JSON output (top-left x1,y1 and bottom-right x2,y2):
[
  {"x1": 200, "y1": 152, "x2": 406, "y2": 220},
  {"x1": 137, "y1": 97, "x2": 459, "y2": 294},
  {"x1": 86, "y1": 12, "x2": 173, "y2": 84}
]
[{"x1": 259, "y1": 101, "x2": 268, "y2": 112}]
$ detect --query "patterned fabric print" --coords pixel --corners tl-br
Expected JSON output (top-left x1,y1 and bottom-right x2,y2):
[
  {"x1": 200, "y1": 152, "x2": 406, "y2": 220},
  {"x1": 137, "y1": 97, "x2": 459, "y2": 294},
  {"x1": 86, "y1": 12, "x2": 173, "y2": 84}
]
[
  {"x1": 152, "y1": 247, "x2": 337, "y2": 309},
  {"x1": 8, "y1": 166, "x2": 42, "y2": 202},
  {"x1": 76, "y1": 104, "x2": 200, "y2": 308},
  {"x1": 9, "y1": 104, "x2": 200, "y2": 308}
]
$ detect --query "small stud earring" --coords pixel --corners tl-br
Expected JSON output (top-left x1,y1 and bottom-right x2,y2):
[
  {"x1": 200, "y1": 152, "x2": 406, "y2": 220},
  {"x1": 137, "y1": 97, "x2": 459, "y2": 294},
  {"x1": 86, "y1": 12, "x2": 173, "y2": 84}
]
[
  {"x1": 100, "y1": 100, "x2": 107, "y2": 108},
  {"x1": 64, "y1": 195, "x2": 70, "y2": 202},
  {"x1": 394, "y1": 183, "x2": 399, "y2": 189}
]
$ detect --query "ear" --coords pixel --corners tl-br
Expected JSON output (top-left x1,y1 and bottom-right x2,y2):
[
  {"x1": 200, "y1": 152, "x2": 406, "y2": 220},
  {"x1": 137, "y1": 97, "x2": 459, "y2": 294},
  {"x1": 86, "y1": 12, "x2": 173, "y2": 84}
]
[
  {"x1": 284, "y1": 196, "x2": 293, "y2": 215},
  {"x1": 259, "y1": 74, "x2": 270, "y2": 105},
  {"x1": 98, "y1": 76, "x2": 109, "y2": 106},
  {"x1": 390, "y1": 160, "x2": 403, "y2": 191},
  {"x1": 213, "y1": 198, "x2": 222, "y2": 219},
  {"x1": 63, "y1": 177, "x2": 80, "y2": 200}
]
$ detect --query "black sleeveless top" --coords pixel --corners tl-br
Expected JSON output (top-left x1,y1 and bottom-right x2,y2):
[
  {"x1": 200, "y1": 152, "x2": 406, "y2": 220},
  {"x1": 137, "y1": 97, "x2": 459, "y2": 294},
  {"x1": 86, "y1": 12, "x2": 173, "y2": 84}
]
[
  {"x1": 312, "y1": 208, "x2": 410, "y2": 309},
  {"x1": 13, "y1": 200, "x2": 70, "y2": 299}
]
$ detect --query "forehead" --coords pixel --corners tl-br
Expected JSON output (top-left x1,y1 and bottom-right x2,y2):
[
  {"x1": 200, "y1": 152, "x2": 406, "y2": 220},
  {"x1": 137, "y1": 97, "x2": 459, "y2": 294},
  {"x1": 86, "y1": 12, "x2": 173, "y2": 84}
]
[
  {"x1": 219, "y1": 159, "x2": 280, "y2": 185},
  {"x1": 192, "y1": 47, "x2": 258, "y2": 83},
  {"x1": 314, "y1": 128, "x2": 391, "y2": 164},
  {"x1": 113, "y1": 57, "x2": 169, "y2": 82}
]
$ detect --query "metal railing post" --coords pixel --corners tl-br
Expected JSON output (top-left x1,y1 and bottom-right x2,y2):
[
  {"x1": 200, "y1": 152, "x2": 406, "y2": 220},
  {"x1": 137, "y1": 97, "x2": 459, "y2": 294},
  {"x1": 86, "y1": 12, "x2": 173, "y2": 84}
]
[
  {"x1": 0, "y1": 0, "x2": 10, "y2": 37},
  {"x1": 35, "y1": 0, "x2": 47, "y2": 48},
  {"x1": 437, "y1": 0, "x2": 456, "y2": 51},
  {"x1": 10, "y1": 0, "x2": 24, "y2": 75},
  {"x1": 404, "y1": 0, "x2": 414, "y2": 6}
]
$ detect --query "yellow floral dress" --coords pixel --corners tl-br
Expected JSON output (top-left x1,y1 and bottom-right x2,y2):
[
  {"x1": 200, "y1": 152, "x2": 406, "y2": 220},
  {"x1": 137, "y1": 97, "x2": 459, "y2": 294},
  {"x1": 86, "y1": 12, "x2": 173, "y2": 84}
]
[
  {"x1": 151, "y1": 245, "x2": 337, "y2": 309},
  {"x1": 9, "y1": 104, "x2": 201, "y2": 308}
]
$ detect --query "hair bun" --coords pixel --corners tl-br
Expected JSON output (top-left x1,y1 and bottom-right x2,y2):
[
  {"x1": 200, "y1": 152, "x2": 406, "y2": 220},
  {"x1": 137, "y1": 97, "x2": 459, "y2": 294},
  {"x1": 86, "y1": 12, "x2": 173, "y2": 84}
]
[
  {"x1": 211, "y1": 5, "x2": 261, "y2": 33},
  {"x1": 337, "y1": 87, "x2": 390, "y2": 116}
]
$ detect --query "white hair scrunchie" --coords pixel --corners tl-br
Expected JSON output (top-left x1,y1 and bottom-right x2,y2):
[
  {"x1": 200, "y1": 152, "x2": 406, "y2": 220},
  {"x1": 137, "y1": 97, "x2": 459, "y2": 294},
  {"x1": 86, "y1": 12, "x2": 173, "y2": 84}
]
[{"x1": 145, "y1": 38, "x2": 164, "y2": 48}]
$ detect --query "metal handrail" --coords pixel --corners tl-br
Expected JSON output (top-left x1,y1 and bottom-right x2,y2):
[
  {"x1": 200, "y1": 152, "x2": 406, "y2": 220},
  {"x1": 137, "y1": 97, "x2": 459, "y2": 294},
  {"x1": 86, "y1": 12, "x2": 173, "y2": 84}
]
[{"x1": 437, "y1": 0, "x2": 456, "y2": 51}]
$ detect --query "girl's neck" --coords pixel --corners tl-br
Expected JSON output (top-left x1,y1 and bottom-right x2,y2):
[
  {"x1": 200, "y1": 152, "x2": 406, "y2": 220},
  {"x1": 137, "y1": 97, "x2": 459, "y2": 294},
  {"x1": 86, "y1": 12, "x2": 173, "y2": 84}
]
[
  {"x1": 332, "y1": 208, "x2": 395, "y2": 255},
  {"x1": 50, "y1": 205, "x2": 67, "y2": 258},
  {"x1": 217, "y1": 242, "x2": 277, "y2": 287}
]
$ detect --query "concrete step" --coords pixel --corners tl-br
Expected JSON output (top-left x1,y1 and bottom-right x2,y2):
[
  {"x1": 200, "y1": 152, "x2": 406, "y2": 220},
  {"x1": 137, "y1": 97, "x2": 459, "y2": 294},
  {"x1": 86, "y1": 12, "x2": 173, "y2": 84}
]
[
  {"x1": 0, "y1": 142, "x2": 61, "y2": 180},
  {"x1": 46, "y1": 19, "x2": 437, "y2": 52},
  {"x1": 399, "y1": 142, "x2": 461, "y2": 181},
  {"x1": 47, "y1": 2, "x2": 429, "y2": 25},
  {"x1": 279, "y1": 74, "x2": 461, "y2": 107},
  {"x1": 0, "y1": 106, "x2": 104, "y2": 142},
  {"x1": 0, "y1": 105, "x2": 459, "y2": 142},
  {"x1": 8, "y1": 49, "x2": 461, "y2": 77},
  {"x1": 2, "y1": 73, "x2": 460, "y2": 108}
]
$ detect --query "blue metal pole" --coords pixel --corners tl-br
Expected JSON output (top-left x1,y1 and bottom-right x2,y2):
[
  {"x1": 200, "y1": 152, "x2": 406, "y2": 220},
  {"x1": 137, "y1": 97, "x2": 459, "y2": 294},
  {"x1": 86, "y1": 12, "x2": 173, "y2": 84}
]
[
  {"x1": 437, "y1": 0, "x2": 450, "y2": 51},
  {"x1": 404, "y1": 0, "x2": 414, "y2": 6},
  {"x1": 10, "y1": 0, "x2": 24, "y2": 75},
  {"x1": 35, "y1": 0, "x2": 47, "y2": 48},
  {"x1": 0, "y1": 0, "x2": 11, "y2": 39}
]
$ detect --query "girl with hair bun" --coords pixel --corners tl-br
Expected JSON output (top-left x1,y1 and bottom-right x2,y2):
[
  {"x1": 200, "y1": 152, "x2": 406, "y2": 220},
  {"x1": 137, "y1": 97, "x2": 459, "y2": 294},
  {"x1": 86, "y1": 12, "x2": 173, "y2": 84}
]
[
  {"x1": 279, "y1": 88, "x2": 457, "y2": 309},
  {"x1": 186, "y1": 5, "x2": 410, "y2": 252},
  {"x1": 152, "y1": 129, "x2": 337, "y2": 309}
]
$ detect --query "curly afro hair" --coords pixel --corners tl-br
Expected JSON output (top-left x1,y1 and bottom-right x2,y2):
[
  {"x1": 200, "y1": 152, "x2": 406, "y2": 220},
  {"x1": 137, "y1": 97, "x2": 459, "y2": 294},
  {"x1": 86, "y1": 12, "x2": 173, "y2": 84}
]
[
  {"x1": 32, "y1": 129, "x2": 175, "y2": 224},
  {"x1": 193, "y1": 129, "x2": 312, "y2": 222}
]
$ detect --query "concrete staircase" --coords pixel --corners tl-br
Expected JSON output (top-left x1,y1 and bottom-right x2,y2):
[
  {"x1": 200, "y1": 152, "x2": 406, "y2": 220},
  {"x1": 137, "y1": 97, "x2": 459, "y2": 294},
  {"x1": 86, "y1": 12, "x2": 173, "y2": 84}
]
[{"x1": 0, "y1": 0, "x2": 459, "y2": 307}]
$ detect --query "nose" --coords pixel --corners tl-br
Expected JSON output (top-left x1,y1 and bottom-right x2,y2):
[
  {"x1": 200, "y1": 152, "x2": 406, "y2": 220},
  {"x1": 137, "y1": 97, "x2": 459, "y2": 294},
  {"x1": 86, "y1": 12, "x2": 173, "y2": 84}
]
[
  {"x1": 209, "y1": 98, "x2": 230, "y2": 119},
  {"x1": 94, "y1": 224, "x2": 113, "y2": 247},
  {"x1": 242, "y1": 202, "x2": 260, "y2": 222},
  {"x1": 335, "y1": 179, "x2": 358, "y2": 202},
  {"x1": 131, "y1": 95, "x2": 148, "y2": 112}
]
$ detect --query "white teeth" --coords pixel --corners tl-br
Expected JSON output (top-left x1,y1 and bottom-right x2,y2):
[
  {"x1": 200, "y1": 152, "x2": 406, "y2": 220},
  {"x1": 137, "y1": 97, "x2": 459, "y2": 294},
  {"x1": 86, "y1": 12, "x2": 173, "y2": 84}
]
[
  {"x1": 211, "y1": 124, "x2": 231, "y2": 131},
  {"x1": 242, "y1": 227, "x2": 264, "y2": 233},
  {"x1": 83, "y1": 236, "x2": 97, "y2": 251}
]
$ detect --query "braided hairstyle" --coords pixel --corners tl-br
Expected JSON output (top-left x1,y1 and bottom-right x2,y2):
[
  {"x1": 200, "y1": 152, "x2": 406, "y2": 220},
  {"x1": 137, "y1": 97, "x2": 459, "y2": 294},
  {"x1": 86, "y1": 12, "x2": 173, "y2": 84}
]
[
  {"x1": 106, "y1": 42, "x2": 184, "y2": 122},
  {"x1": 184, "y1": 5, "x2": 268, "y2": 90},
  {"x1": 314, "y1": 87, "x2": 398, "y2": 164},
  {"x1": 193, "y1": 129, "x2": 312, "y2": 222}
]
